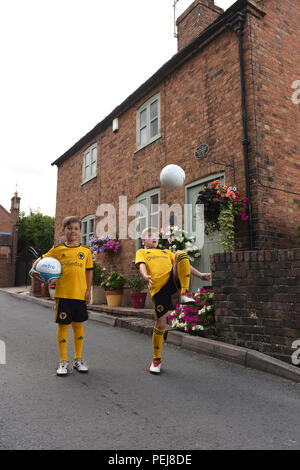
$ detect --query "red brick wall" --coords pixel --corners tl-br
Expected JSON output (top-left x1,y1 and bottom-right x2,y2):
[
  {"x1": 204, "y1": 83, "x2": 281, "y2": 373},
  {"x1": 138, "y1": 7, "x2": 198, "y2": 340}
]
[
  {"x1": 176, "y1": 0, "x2": 223, "y2": 51},
  {"x1": 0, "y1": 205, "x2": 18, "y2": 287},
  {"x1": 0, "y1": 205, "x2": 16, "y2": 232},
  {"x1": 211, "y1": 248, "x2": 300, "y2": 364},
  {"x1": 244, "y1": 0, "x2": 300, "y2": 248},
  {"x1": 0, "y1": 256, "x2": 15, "y2": 287}
]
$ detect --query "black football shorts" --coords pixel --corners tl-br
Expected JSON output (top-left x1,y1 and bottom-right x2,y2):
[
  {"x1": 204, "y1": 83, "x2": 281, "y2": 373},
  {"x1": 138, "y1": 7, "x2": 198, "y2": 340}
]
[
  {"x1": 152, "y1": 271, "x2": 181, "y2": 319},
  {"x1": 55, "y1": 298, "x2": 88, "y2": 324}
]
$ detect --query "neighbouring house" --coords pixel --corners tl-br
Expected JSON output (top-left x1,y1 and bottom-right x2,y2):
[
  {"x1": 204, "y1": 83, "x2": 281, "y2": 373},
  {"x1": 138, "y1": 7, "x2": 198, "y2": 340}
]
[
  {"x1": 51, "y1": 0, "x2": 300, "y2": 288},
  {"x1": 0, "y1": 192, "x2": 21, "y2": 287}
]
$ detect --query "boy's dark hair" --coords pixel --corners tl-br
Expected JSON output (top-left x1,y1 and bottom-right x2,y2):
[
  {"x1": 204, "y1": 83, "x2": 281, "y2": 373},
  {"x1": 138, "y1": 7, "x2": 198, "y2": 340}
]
[{"x1": 63, "y1": 216, "x2": 81, "y2": 229}]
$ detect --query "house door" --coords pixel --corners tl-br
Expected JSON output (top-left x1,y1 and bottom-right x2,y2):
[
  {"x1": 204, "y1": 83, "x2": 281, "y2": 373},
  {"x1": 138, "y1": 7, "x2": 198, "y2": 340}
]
[{"x1": 185, "y1": 175, "x2": 224, "y2": 291}]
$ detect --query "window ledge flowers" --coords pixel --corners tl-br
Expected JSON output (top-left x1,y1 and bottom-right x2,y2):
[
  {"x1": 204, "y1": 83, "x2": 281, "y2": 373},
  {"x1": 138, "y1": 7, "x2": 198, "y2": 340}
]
[
  {"x1": 196, "y1": 180, "x2": 248, "y2": 252},
  {"x1": 158, "y1": 225, "x2": 201, "y2": 261},
  {"x1": 168, "y1": 288, "x2": 214, "y2": 335},
  {"x1": 89, "y1": 234, "x2": 121, "y2": 256}
]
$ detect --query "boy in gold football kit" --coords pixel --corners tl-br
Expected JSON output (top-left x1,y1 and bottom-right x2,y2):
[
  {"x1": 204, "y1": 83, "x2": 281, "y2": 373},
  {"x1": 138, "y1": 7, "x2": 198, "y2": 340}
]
[
  {"x1": 135, "y1": 227, "x2": 211, "y2": 374},
  {"x1": 32, "y1": 216, "x2": 93, "y2": 376}
]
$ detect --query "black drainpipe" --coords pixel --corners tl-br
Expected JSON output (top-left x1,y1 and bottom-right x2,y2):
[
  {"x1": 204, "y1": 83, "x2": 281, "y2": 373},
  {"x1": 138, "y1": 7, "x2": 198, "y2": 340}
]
[{"x1": 227, "y1": 11, "x2": 254, "y2": 251}]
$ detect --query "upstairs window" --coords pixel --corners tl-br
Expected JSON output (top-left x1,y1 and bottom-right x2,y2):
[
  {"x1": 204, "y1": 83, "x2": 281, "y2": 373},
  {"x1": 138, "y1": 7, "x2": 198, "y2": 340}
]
[
  {"x1": 81, "y1": 215, "x2": 95, "y2": 246},
  {"x1": 82, "y1": 143, "x2": 97, "y2": 184},
  {"x1": 137, "y1": 93, "x2": 161, "y2": 151}
]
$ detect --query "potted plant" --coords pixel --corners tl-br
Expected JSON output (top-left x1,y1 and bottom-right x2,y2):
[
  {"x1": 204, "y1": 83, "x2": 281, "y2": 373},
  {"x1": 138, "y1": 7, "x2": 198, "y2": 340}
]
[
  {"x1": 168, "y1": 287, "x2": 214, "y2": 335},
  {"x1": 127, "y1": 278, "x2": 147, "y2": 309},
  {"x1": 91, "y1": 263, "x2": 106, "y2": 304},
  {"x1": 48, "y1": 281, "x2": 56, "y2": 299},
  {"x1": 196, "y1": 180, "x2": 248, "y2": 252},
  {"x1": 158, "y1": 226, "x2": 201, "y2": 262},
  {"x1": 100, "y1": 270, "x2": 128, "y2": 307},
  {"x1": 40, "y1": 282, "x2": 50, "y2": 298}
]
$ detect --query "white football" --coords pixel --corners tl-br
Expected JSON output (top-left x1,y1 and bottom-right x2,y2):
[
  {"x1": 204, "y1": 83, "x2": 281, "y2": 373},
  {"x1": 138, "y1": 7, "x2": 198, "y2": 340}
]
[
  {"x1": 160, "y1": 164, "x2": 186, "y2": 189},
  {"x1": 36, "y1": 257, "x2": 62, "y2": 283}
]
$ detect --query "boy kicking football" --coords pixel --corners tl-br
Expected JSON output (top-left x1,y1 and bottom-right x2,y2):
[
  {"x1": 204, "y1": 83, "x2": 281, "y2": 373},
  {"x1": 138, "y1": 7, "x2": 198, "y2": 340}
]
[{"x1": 135, "y1": 227, "x2": 211, "y2": 374}]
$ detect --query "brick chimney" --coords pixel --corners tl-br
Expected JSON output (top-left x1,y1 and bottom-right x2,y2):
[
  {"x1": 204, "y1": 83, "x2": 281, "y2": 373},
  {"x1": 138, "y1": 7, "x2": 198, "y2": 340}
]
[
  {"x1": 176, "y1": 0, "x2": 224, "y2": 51},
  {"x1": 10, "y1": 191, "x2": 20, "y2": 220}
]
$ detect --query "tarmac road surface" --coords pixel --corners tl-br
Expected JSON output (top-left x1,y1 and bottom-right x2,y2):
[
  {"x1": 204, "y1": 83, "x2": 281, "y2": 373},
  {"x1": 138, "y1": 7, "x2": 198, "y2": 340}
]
[{"x1": 0, "y1": 291, "x2": 299, "y2": 450}]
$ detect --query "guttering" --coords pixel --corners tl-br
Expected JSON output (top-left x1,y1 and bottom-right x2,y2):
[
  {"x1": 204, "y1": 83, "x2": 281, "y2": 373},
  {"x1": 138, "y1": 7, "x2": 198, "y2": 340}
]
[{"x1": 226, "y1": 11, "x2": 254, "y2": 250}]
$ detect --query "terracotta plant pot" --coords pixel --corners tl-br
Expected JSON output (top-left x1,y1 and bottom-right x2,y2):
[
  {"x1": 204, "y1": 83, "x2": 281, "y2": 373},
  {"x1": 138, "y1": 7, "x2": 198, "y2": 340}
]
[
  {"x1": 41, "y1": 284, "x2": 50, "y2": 298},
  {"x1": 105, "y1": 290, "x2": 123, "y2": 307},
  {"x1": 31, "y1": 278, "x2": 41, "y2": 297},
  {"x1": 130, "y1": 292, "x2": 147, "y2": 309}
]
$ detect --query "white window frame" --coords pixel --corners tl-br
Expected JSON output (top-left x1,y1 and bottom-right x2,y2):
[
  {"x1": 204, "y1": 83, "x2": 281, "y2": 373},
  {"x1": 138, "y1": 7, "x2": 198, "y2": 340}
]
[
  {"x1": 136, "y1": 93, "x2": 161, "y2": 151},
  {"x1": 81, "y1": 215, "x2": 95, "y2": 246},
  {"x1": 82, "y1": 143, "x2": 97, "y2": 184},
  {"x1": 136, "y1": 188, "x2": 160, "y2": 249}
]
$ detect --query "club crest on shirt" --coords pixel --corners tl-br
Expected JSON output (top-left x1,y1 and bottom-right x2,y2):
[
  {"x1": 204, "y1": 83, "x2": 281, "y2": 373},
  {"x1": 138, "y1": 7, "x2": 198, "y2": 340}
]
[{"x1": 78, "y1": 252, "x2": 85, "y2": 260}]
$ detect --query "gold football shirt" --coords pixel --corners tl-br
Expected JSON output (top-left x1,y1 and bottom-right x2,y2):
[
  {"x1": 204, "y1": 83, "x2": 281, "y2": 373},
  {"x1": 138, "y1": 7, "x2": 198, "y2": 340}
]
[
  {"x1": 135, "y1": 248, "x2": 175, "y2": 296},
  {"x1": 42, "y1": 244, "x2": 93, "y2": 300}
]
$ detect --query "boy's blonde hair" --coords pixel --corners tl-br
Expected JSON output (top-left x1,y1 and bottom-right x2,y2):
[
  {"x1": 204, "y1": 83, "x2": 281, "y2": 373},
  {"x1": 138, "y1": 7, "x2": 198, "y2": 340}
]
[
  {"x1": 141, "y1": 227, "x2": 159, "y2": 239},
  {"x1": 63, "y1": 216, "x2": 81, "y2": 229}
]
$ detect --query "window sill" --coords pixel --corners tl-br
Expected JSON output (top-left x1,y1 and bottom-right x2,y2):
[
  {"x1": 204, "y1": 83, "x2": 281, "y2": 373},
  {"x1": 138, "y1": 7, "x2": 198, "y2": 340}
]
[
  {"x1": 134, "y1": 134, "x2": 161, "y2": 155},
  {"x1": 81, "y1": 175, "x2": 97, "y2": 187}
]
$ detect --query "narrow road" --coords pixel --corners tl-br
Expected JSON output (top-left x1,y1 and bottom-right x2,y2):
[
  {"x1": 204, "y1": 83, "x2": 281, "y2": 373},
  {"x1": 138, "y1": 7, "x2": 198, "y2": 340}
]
[{"x1": 0, "y1": 292, "x2": 299, "y2": 450}]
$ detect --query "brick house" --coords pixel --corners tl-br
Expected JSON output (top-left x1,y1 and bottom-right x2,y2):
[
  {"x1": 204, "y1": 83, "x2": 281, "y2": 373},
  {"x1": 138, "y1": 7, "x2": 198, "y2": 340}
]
[
  {"x1": 52, "y1": 0, "x2": 300, "y2": 287},
  {"x1": 0, "y1": 192, "x2": 21, "y2": 287}
]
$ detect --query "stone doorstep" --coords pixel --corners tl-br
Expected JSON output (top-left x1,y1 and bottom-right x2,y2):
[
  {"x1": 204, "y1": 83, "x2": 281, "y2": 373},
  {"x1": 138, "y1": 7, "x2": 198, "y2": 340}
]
[{"x1": 88, "y1": 303, "x2": 154, "y2": 320}]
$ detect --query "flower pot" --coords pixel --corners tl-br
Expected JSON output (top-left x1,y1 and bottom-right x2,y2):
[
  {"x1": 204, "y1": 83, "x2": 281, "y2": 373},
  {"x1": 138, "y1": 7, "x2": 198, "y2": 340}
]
[
  {"x1": 91, "y1": 286, "x2": 106, "y2": 305},
  {"x1": 105, "y1": 290, "x2": 123, "y2": 307},
  {"x1": 31, "y1": 278, "x2": 41, "y2": 297},
  {"x1": 130, "y1": 292, "x2": 147, "y2": 309},
  {"x1": 48, "y1": 287, "x2": 55, "y2": 299},
  {"x1": 41, "y1": 284, "x2": 50, "y2": 298}
]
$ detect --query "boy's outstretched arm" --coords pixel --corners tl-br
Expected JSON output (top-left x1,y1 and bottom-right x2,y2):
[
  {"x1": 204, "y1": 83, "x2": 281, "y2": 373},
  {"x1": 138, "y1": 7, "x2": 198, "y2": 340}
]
[
  {"x1": 139, "y1": 263, "x2": 153, "y2": 289},
  {"x1": 190, "y1": 265, "x2": 211, "y2": 282}
]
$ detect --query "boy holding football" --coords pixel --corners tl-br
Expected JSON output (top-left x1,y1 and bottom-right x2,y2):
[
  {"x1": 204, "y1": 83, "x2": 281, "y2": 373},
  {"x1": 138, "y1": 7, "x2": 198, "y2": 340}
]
[{"x1": 31, "y1": 216, "x2": 93, "y2": 376}]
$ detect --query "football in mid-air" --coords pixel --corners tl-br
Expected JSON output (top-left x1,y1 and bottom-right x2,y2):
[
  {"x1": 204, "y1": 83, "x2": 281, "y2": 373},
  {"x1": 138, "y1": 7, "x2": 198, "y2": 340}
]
[{"x1": 160, "y1": 164, "x2": 186, "y2": 189}]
